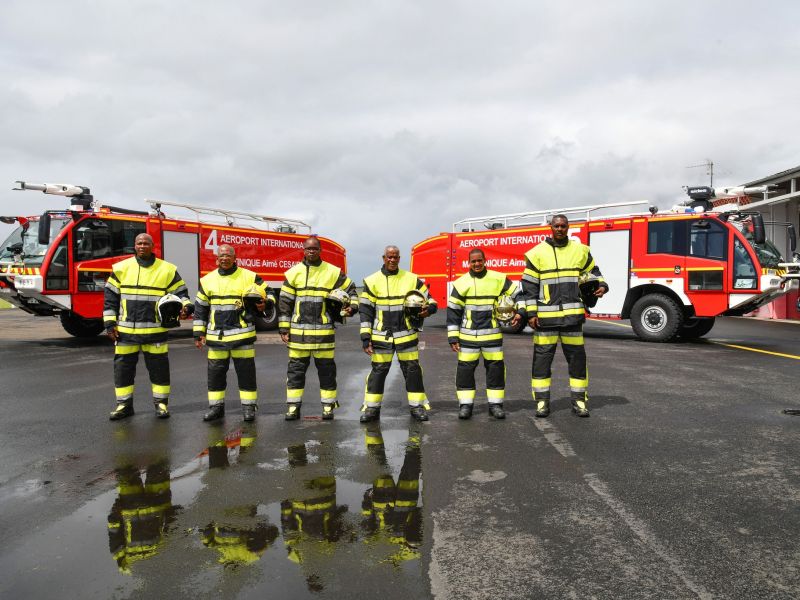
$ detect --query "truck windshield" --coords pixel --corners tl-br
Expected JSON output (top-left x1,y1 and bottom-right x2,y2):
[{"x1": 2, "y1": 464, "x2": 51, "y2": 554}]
[
  {"x1": 0, "y1": 218, "x2": 70, "y2": 266},
  {"x1": 742, "y1": 231, "x2": 783, "y2": 269}
]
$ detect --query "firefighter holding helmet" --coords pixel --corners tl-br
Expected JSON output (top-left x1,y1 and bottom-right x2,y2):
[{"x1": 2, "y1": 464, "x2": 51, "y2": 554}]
[
  {"x1": 278, "y1": 236, "x2": 358, "y2": 421},
  {"x1": 518, "y1": 214, "x2": 608, "y2": 418},
  {"x1": 104, "y1": 233, "x2": 192, "y2": 420},
  {"x1": 193, "y1": 244, "x2": 270, "y2": 422},
  {"x1": 447, "y1": 248, "x2": 521, "y2": 420},
  {"x1": 359, "y1": 245, "x2": 437, "y2": 422}
]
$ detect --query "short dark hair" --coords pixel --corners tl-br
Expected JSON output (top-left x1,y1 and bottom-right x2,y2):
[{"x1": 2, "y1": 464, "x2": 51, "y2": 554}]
[
  {"x1": 551, "y1": 214, "x2": 569, "y2": 225},
  {"x1": 303, "y1": 236, "x2": 321, "y2": 249},
  {"x1": 469, "y1": 248, "x2": 485, "y2": 259}
]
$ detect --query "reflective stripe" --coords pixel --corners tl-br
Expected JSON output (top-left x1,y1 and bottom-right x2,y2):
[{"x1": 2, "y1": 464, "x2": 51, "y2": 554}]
[
  {"x1": 457, "y1": 389, "x2": 476, "y2": 401},
  {"x1": 487, "y1": 388, "x2": 505, "y2": 400},
  {"x1": 209, "y1": 390, "x2": 226, "y2": 401},
  {"x1": 531, "y1": 377, "x2": 551, "y2": 390},
  {"x1": 142, "y1": 343, "x2": 168, "y2": 354}
]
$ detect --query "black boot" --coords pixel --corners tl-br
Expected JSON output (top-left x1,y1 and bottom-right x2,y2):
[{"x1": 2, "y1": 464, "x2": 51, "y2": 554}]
[
  {"x1": 488, "y1": 404, "x2": 505, "y2": 420},
  {"x1": 360, "y1": 406, "x2": 381, "y2": 423},
  {"x1": 410, "y1": 406, "x2": 429, "y2": 422},
  {"x1": 535, "y1": 399, "x2": 550, "y2": 418},
  {"x1": 285, "y1": 403, "x2": 301, "y2": 421},
  {"x1": 242, "y1": 404, "x2": 257, "y2": 422},
  {"x1": 458, "y1": 404, "x2": 473, "y2": 420},
  {"x1": 322, "y1": 401, "x2": 339, "y2": 421},
  {"x1": 572, "y1": 398, "x2": 590, "y2": 418},
  {"x1": 109, "y1": 401, "x2": 134, "y2": 421},
  {"x1": 154, "y1": 401, "x2": 170, "y2": 419},
  {"x1": 203, "y1": 404, "x2": 225, "y2": 422}
]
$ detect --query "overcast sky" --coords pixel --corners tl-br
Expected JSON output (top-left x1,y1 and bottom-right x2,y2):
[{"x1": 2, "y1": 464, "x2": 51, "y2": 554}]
[{"x1": 1, "y1": 0, "x2": 798, "y2": 280}]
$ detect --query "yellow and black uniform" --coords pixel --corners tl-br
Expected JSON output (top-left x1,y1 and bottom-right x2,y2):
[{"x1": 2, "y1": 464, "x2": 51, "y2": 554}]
[
  {"x1": 202, "y1": 520, "x2": 279, "y2": 566},
  {"x1": 518, "y1": 237, "x2": 608, "y2": 409},
  {"x1": 278, "y1": 258, "x2": 357, "y2": 406},
  {"x1": 360, "y1": 427, "x2": 423, "y2": 566},
  {"x1": 103, "y1": 255, "x2": 191, "y2": 408},
  {"x1": 107, "y1": 460, "x2": 175, "y2": 574},
  {"x1": 447, "y1": 268, "x2": 517, "y2": 405},
  {"x1": 360, "y1": 267, "x2": 437, "y2": 410},
  {"x1": 193, "y1": 265, "x2": 267, "y2": 408}
]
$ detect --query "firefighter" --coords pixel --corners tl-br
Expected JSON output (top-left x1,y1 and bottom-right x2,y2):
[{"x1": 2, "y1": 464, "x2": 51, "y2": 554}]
[
  {"x1": 278, "y1": 236, "x2": 358, "y2": 421},
  {"x1": 518, "y1": 214, "x2": 608, "y2": 418},
  {"x1": 104, "y1": 233, "x2": 192, "y2": 420},
  {"x1": 359, "y1": 245, "x2": 437, "y2": 423},
  {"x1": 194, "y1": 244, "x2": 268, "y2": 423},
  {"x1": 447, "y1": 248, "x2": 521, "y2": 420},
  {"x1": 107, "y1": 459, "x2": 176, "y2": 574}
]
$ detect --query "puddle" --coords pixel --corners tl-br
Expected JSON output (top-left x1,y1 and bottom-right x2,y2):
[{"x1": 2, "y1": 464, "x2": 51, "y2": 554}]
[{"x1": 0, "y1": 422, "x2": 427, "y2": 598}]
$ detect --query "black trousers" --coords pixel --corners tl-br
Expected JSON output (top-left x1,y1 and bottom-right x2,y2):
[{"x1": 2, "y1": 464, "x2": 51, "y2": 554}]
[
  {"x1": 531, "y1": 326, "x2": 588, "y2": 402},
  {"x1": 113, "y1": 343, "x2": 170, "y2": 404},
  {"x1": 207, "y1": 346, "x2": 257, "y2": 406},
  {"x1": 286, "y1": 348, "x2": 337, "y2": 404}
]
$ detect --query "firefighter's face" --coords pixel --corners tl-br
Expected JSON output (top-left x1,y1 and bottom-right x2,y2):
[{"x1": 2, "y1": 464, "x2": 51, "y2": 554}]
[
  {"x1": 217, "y1": 246, "x2": 236, "y2": 269},
  {"x1": 134, "y1": 235, "x2": 154, "y2": 258},
  {"x1": 551, "y1": 217, "x2": 569, "y2": 241},
  {"x1": 469, "y1": 252, "x2": 485, "y2": 274},
  {"x1": 304, "y1": 240, "x2": 321, "y2": 260},
  {"x1": 383, "y1": 248, "x2": 400, "y2": 271}
]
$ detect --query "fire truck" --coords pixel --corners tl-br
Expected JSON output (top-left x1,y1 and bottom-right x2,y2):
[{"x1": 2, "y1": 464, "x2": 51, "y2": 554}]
[
  {"x1": 410, "y1": 191, "x2": 800, "y2": 342},
  {"x1": 0, "y1": 182, "x2": 347, "y2": 337}
]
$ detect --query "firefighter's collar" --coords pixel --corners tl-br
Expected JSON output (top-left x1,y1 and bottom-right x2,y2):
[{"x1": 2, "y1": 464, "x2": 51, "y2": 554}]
[
  {"x1": 469, "y1": 268, "x2": 487, "y2": 278},
  {"x1": 545, "y1": 237, "x2": 569, "y2": 248},
  {"x1": 218, "y1": 265, "x2": 238, "y2": 276},
  {"x1": 303, "y1": 258, "x2": 322, "y2": 267},
  {"x1": 135, "y1": 254, "x2": 156, "y2": 267},
  {"x1": 381, "y1": 266, "x2": 400, "y2": 276}
]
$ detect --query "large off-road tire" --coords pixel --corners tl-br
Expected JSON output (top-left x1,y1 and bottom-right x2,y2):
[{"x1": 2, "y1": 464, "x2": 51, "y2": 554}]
[
  {"x1": 678, "y1": 317, "x2": 716, "y2": 339},
  {"x1": 630, "y1": 294, "x2": 684, "y2": 342},
  {"x1": 253, "y1": 292, "x2": 279, "y2": 331},
  {"x1": 60, "y1": 311, "x2": 105, "y2": 338}
]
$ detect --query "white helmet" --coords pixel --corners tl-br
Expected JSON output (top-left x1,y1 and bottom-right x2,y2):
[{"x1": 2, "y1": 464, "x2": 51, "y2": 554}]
[
  {"x1": 326, "y1": 289, "x2": 351, "y2": 323},
  {"x1": 157, "y1": 294, "x2": 183, "y2": 328}
]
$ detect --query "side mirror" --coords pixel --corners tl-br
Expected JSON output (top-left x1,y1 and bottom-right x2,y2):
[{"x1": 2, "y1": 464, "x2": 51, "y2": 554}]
[
  {"x1": 38, "y1": 213, "x2": 51, "y2": 246},
  {"x1": 751, "y1": 213, "x2": 766, "y2": 245},
  {"x1": 787, "y1": 224, "x2": 797, "y2": 254}
]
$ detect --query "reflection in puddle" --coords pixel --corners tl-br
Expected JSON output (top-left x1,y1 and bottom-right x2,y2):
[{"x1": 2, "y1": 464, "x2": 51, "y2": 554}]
[
  {"x1": 107, "y1": 460, "x2": 176, "y2": 574},
  {"x1": 1, "y1": 422, "x2": 426, "y2": 597}
]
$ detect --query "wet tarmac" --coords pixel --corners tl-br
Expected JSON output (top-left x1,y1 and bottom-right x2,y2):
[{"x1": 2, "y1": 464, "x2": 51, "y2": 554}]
[{"x1": 1, "y1": 310, "x2": 799, "y2": 599}]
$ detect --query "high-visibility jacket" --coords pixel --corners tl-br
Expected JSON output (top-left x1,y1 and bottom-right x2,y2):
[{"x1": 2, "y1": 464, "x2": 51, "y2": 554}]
[
  {"x1": 278, "y1": 260, "x2": 357, "y2": 351},
  {"x1": 518, "y1": 238, "x2": 608, "y2": 329},
  {"x1": 193, "y1": 266, "x2": 267, "y2": 348},
  {"x1": 360, "y1": 267, "x2": 437, "y2": 351},
  {"x1": 103, "y1": 255, "x2": 191, "y2": 344},
  {"x1": 446, "y1": 268, "x2": 517, "y2": 347}
]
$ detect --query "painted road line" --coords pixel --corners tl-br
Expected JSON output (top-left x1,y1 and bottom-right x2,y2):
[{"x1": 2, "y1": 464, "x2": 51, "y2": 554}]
[
  {"x1": 711, "y1": 342, "x2": 800, "y2": 361},
  {"x1": 591, "y1": 319, "x2": 800, "y2": 360},
  {"x1": 590, "y1": 319, "x2": 632, "y2": 329}
]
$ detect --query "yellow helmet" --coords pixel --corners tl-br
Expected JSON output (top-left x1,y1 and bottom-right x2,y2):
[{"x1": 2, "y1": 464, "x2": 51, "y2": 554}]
[{"x1": 493, "y1": 295, "x2": 516, "y2": 323}]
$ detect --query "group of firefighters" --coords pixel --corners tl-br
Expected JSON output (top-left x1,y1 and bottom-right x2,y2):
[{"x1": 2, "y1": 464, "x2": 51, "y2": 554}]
[{"x1": 102, "y1": 214, "x2": 608, "y2": 424}]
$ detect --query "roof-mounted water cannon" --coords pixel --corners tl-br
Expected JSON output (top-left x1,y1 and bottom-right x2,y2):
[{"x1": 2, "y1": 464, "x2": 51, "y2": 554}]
[{"x1": 13, "y1": 181, "x2": 94, "y2": 211}]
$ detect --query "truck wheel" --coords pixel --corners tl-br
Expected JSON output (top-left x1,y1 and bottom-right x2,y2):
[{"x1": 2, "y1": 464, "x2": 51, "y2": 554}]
[
  {"x1": 60, "y1": 311, "x2": 105, "y2": 338},
  {"x1": 253, "y1": 293, "x2": 279, "y2": 331},
  {"x1": 678, "y1": 317, "x2": 715, "y2": 339},
  {"x1": 630, "y1": 294, "x2": 683, "y2": 342}
]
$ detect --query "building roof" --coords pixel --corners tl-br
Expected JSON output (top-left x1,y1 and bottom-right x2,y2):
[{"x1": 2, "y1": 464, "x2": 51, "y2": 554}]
[{"x1": 743, "y1": 166, "x2": 800, "y2": 187}]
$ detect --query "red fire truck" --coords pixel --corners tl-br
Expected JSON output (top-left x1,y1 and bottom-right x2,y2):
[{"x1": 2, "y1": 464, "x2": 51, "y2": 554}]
[
  {"x1": 0, "y1": 182, "x2": 347, "y2": 337},
  {"x1": 411, "y1": 194, "x2": 800, "y2": 342}
]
